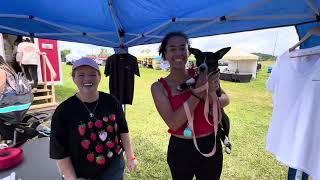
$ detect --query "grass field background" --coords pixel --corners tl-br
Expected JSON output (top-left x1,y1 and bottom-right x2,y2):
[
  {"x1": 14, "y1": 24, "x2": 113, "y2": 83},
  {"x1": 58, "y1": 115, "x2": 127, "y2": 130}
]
[{"x1": 54, "y1": 61, "x2": 287, "y2": 180}]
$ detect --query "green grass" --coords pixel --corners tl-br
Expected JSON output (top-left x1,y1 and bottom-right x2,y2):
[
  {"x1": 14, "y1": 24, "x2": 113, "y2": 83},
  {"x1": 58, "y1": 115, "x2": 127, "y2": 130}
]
[{"x1": 55, "y1": 61, "x2": 286, "y2": 180}]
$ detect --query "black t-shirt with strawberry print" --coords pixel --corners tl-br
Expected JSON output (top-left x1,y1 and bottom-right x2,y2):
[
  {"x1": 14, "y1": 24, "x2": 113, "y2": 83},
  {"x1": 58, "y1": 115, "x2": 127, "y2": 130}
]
[{"x1": 50, "y1": 92, "x2": 129, "y2": 179}]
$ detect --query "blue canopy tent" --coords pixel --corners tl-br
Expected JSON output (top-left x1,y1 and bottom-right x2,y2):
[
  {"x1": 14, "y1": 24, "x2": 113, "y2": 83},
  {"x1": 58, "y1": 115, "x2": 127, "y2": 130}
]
[{"x1": 0, "y1": 0, "x2": 319, "y2": 49}]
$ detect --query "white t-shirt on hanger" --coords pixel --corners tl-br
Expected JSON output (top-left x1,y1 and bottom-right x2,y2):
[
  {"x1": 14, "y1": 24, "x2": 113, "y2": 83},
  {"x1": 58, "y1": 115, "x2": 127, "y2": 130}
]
[{"x1": 266, "y1": 45, "x2": 320, "y2": 180}]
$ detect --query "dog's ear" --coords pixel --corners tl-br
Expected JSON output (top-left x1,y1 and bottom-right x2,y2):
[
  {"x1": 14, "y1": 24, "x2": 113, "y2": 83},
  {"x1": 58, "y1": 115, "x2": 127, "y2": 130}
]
[
  {"x1": 189, "y1": 48, "x2": 202, "y2": 57},
  {"x1": 215, "y1": 47, "x2": 231, "y2": 59}
]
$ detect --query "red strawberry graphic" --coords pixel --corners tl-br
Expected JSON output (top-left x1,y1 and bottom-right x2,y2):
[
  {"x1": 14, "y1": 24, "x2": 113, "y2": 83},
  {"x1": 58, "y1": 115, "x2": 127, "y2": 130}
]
[
  {"x1": 95, "y1": 144, "x2": 104, "y2": 153},
  {"x1": 87, "y1": 121, "x2": 94, "y2": 129},
  {"x1": 107, "y1": 151, "x2": 113, "y2": 158},
  {"x1": 96, "y1": 155, "x2": 106, "y2": 165},
  {"x1": 95, "y1": 120, "x2": 103, "y2": 128},
  {"x1": 78, "y1": 123, "x2": 86, "y2": 136},
  {"x1": 86, "y1": 152, "x2": 95, "y2": 162},
  {"x1": 115, "y1": 145, "x2": 122, "y2": 155},
  {"x1": 81, "y1": 139, "x2": 90, "y2": 149},
  {"x1": 106, "y1": 125, "x2": 113, "y2": 133},
  {"x1": 90, "y1": 132, "x2": 97, "y2": 141},
  {"x1": 109, "y1": 114, "x2": 116, "y2": 121},
  {"x1": 105, "y1": 141, "x2": 115, "y2": 149},
  {"x1": 103, "y1": 117, "x2": 108, "y2": 122}
]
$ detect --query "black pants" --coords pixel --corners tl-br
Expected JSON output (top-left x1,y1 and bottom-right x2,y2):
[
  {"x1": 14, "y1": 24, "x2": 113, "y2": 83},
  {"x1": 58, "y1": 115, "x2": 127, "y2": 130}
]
[
  {"x1": 23, "y1": 65, "x2": 38, "y2": 87},
  {"x1": 167, "y1": 133, "x2": 223, "y2": 180}
]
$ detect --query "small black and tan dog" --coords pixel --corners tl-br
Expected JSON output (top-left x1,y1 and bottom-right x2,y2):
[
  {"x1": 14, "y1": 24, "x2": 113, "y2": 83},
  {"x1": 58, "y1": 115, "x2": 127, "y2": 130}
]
[{"x1": 177, "y1": 47, "x2": 232, "y2": 154}]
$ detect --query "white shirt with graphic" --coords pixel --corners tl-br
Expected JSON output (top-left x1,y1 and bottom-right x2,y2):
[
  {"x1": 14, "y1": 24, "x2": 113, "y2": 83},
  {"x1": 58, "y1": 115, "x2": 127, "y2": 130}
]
[
  {"x1": 17, "y1": 42, "x2": 40, "y2": 65},
  {"x1": 266, "y1": 46, "x2": 320, "y2": 180}
]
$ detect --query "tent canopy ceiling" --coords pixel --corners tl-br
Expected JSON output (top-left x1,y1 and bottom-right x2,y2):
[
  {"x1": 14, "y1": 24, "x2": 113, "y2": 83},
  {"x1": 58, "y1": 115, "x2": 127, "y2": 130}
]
[{"x1": 0, "y1": 0, "x2": 320, "y2": 48}]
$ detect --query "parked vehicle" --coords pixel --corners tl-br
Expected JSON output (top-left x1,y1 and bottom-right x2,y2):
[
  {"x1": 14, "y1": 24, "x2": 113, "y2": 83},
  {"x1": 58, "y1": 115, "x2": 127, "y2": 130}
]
[{"x1": 65, "y1": 54, "x2": 81, "y2": 65}]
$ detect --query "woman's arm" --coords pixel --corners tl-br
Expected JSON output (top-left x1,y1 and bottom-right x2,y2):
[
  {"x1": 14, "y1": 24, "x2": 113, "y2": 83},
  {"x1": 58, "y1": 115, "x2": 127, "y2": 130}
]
[
  {"x1": 56, "y1": 157, "x2": 77, "y2": 180},
  {"x1": 151, "y1": 81, "x2": 201, "y2": 131},
  {"x1": 0, "y1": 69, "x2": 6, "y2": 93},
  {"x1": 120, "y1": 133, "x2": 138, "y2": 172},
  {"x1": 219, "y1": 89, "x2": 230, "y2": 108}
]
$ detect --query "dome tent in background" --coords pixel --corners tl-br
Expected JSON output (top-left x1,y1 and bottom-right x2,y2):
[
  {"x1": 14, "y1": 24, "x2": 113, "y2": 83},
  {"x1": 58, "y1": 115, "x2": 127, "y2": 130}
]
[{"x1": 222, "y1": 47, "x2": 259, "y2": 79}]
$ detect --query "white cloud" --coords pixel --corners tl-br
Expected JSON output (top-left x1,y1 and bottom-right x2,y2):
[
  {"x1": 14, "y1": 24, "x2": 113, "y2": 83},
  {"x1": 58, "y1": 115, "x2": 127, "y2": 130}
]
[{"x1": 59, "y1": 26, "x2": 299, "y2": 57}]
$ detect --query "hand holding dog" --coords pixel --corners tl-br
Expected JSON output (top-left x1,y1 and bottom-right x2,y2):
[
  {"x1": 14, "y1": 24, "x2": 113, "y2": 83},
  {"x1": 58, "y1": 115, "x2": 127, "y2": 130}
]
[
  {"x1": 208, "y1": 71, "x2": 220, "y2": 92},
  {"x1": 208, "y1": 72, "x2": 220, "y2": 101},
  {"x1": 192, "y1": 71, "x2": 208, "y2": 100}
]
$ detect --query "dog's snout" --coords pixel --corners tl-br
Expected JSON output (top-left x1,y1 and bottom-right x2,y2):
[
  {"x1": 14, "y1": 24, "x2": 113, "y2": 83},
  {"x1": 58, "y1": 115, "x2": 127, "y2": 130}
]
[{"x1": 198, "y1": 64, "x2": 207, "y2": 73}]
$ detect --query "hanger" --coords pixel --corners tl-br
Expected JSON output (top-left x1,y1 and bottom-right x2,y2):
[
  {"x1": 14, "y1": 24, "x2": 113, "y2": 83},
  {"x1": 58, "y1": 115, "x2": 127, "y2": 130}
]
[
  {"x1": 289, "y1": 26, "x2": 320, "y2": 52},
  {"x1": 118, "y1": 45, "x2": 127, "y2": 54},
  {"x1": 119, "y1": 48, "x2": 127, "y2": 54},
  {"x1": 289, "y1": 26, "x2": 320, "y2": 58}
]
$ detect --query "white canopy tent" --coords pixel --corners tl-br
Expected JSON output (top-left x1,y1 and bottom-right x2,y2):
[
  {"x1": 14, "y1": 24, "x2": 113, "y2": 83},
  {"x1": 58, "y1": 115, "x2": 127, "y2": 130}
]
[{"x1": 222, "y1": 48, "x2": 259, "y2": 79}]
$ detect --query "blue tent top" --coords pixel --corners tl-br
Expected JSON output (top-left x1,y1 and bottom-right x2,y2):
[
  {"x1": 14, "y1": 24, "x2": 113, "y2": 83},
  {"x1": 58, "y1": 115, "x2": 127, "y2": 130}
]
[{"x1": 0, "y1": 0, "x2": 320, "y2": 48}]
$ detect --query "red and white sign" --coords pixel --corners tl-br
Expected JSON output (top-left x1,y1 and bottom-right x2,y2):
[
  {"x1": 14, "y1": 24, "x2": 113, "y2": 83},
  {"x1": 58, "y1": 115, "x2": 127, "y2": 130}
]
[{"x1": 37, "y1": 39, "x2": 62, "y2": 83}]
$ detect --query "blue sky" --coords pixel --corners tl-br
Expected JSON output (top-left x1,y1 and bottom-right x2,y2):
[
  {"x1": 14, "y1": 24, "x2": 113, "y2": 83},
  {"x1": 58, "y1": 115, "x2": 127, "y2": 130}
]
[{"x1": 59, "y1": 26, "x2": 298, "y2": 57}]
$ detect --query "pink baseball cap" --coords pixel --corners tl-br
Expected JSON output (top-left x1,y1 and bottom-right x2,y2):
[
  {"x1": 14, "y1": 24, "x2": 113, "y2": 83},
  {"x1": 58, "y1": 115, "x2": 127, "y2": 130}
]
[{"x1": 72, "y1": 58, "x2": 99, "y2": 71}]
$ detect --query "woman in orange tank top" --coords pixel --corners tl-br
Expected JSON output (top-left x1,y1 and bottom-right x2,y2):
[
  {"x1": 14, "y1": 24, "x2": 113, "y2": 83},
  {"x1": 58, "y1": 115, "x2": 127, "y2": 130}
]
[{"x1": 151, "y1": 32, "x2": 230, "y2": 180}]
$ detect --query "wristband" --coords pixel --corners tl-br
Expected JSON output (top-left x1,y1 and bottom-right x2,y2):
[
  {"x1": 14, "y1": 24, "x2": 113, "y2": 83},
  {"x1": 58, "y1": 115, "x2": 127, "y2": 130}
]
[{"x1": 128, "y1": 155, "x2": 136, "y2": 161}]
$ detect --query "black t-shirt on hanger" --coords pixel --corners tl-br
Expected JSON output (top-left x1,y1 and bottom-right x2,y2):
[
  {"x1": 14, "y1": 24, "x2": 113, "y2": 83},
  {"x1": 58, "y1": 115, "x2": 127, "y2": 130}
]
[{"x1": 104, "y1": 53, "x2": 140, "y2": 105}]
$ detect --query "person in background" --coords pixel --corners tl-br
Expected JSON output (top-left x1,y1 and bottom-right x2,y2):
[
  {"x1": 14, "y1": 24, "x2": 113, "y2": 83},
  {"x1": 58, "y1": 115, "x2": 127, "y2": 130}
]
[
  {"x1": 16, "y1": 37, "x2": 45, "y2": 91},
  {"x1": 50, "y1": 58, "x2": 138, "y2": 180},
  {"x1": 11, "y1": 35, "x2": 23, "y2": 73},
  {"x1": 151, "y1": 32, "x2": 230, "y2": 180}
]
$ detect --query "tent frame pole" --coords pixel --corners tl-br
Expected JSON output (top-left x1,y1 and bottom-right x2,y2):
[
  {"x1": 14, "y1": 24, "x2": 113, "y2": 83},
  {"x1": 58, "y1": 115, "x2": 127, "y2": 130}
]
[
  {"x1": 124, "y1": 20, "x2": 171, "y2": 46},
  {"x1": 186, "y1": 0, "x2": 271, "y2": 34},
  {"x1": 229, "y1": 14, "x2": 314, "y2": 21},
  {"x1": 304, "y1": 0, "x2": 320, "y2": 15},
  {"x1": 108, "y1": 0, "x2": 125, "y2": 46},
  {"x1": 0, "y1": 25, "x2": 29, "y2": 35},
  {"x1": 36, "y1": 32, "x2": 115, "y2": 36},
  {"x1": 0, "y1": 14, "x2": 117, "y2": 45}
]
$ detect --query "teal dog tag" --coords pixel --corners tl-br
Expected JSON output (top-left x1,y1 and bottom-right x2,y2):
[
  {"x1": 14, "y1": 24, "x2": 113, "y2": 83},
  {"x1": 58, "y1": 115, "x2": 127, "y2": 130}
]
[{"x1": 183, "y1": 127, "x2": 192, "y2": 138}]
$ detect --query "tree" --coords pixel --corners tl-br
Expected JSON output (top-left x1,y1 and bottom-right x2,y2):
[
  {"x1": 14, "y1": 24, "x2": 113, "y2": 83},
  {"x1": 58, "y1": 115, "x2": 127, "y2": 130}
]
[{"x1": 60, "y1": 49, "x2": 71, "y2": 62}]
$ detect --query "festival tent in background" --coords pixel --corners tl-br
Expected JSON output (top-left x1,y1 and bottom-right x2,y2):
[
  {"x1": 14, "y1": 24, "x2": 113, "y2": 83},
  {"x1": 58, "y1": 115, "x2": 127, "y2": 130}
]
[{"x1": 222, "y1": 48, "x2": 259, "y2": 78}]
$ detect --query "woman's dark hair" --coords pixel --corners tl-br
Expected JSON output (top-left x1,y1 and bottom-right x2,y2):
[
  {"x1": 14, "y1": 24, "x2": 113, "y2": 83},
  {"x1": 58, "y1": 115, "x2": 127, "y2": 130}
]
[
  {"x1": 14, "y1": 36, "x2": 23, "y2": 45},
  {"x1": 158, "y1": 31, "x2": 191, "y2": 59},
  {"x1": 0, "y1": 55, "x2": 16, "y2": 73},
  {"x1": 0, "y1": 55, "x2": 5, "y2": 65}
]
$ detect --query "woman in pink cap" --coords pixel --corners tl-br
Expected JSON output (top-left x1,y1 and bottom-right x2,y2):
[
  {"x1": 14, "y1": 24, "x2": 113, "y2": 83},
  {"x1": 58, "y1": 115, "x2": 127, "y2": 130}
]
[{"x1": 50, "y1": 58, "x2": 138, "y2": 180}]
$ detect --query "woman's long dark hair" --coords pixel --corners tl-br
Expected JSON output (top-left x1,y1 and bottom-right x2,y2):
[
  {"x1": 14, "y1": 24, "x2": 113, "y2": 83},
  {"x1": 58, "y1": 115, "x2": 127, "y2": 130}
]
[
  {"x1": 0, "y1": 55, "x2": 16, "y2": 74},
  {"x1": 158, "y1": 31, "x2": 191, "y2": 59}
]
